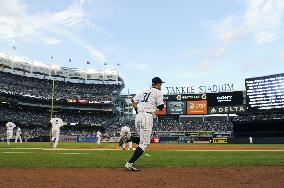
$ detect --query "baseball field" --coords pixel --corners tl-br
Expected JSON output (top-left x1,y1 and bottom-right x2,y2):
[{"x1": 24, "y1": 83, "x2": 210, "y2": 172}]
[{"x1": 1, "y1": 142, "x2": 284, "y2": 187}]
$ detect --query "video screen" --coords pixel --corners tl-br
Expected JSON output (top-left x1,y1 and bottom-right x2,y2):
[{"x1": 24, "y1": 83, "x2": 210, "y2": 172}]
[
  {"x1": 166, "y1": 101, "x2": 186, "y2": 115},
  {"x1": 245, "y1": 73, "x2": 284, "y2": 111}
]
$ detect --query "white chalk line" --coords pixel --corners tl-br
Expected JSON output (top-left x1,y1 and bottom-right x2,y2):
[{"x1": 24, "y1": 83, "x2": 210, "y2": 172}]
[
  {"x1": 1, "y1": 148, "x2": 284, "y2": 152},
  {"x1": 1, "y1": 151, "x2": 35, "y2": 154}
]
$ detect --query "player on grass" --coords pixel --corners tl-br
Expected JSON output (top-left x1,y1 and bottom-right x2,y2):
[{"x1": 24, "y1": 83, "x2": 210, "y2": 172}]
[
  {"x1": 124, "y1": 77, "x2": 164, "y2": 171},
  {"x1": 50, "y1": 114, "x2": 64, "y2": 149}
]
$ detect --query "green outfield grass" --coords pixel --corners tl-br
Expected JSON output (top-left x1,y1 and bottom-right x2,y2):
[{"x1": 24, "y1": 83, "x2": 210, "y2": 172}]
[{"x1": 1, "y1": 142, "x2": 284, "y2": 168}]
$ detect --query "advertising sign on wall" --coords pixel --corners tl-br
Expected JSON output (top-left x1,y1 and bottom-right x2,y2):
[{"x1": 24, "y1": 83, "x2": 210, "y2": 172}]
[
  {"x1": 166, "y1": 101, "x2": 186, "y2": 115},
  {"x1": 187, "y1": 100, "x2": 208, "y2": 114},
  {"x1": 208, "y1": 105, "x2": 246, "y2": 114}
]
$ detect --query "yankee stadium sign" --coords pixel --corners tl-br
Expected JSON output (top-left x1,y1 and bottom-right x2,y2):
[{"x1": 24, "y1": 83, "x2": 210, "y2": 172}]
[{"x1": 165, "y1": 83, "x2": 234, "y2": 94}]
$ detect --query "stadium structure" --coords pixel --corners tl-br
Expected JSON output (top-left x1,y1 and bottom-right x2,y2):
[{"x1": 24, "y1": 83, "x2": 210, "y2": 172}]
[
  {"x1": 0, "y1": 52, "x2": 124, "y2": 142},
  {"x1": 1, "y1": 52, "x2": 284, "y2": 144}
]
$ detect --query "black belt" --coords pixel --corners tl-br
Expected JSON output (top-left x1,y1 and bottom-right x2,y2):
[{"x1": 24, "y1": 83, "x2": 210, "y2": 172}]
[{"x1": 146, "y1": 112, "x2": 154, "y2": 115}]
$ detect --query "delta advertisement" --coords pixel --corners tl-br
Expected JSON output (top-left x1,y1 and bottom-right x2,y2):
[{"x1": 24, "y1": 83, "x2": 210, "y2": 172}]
[{"x1": 208, "y1": 105, "x2": 246, "y2": 114}]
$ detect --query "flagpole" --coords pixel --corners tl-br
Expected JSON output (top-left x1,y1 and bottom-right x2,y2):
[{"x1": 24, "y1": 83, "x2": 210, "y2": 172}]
[{"x1": 50, "y1": 80, "x2": 55, "y2": 119}]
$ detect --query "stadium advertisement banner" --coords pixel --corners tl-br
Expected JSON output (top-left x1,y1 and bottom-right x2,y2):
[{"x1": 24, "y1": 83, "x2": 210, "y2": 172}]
[
  {"x1": 208, "y1": 105, "x2": 246, "y2": 114},
  {"x1": 207, "y1": 91, "x2": 244, "y2": 107},
  {"x1": 164, "y1": 94, "x2": 207, "y2": 101},
  {"x1": 155, "y1": 132, "x2": 172, "y2": 136},
  {"x1": 166, "y1": 101, "x2": 186, "y2": 115},
  {"x1": 155, "y1": 100, "x2": 167, "y2": 115},
  {"x1": 213, "y1": 138, "x2": 228, "y2": 144},
  {"x1": 78, "y1": 136, "x2": 97, "y2": 142},
  {"x1": 245, "y1": 73, "x2": 284, "y2": 111},
  {"x1": 184, "y1": 131, "x2": 199, "y2": 137},
  {"x1": 170, "y1": 132, "x2": 185, "y2": 136},
  {"x1": 187, "y1": 100, "x2": 208, "y2": 115},
  {"x1": 59, "y1": 136, "x2": 77, "y2": 142}
]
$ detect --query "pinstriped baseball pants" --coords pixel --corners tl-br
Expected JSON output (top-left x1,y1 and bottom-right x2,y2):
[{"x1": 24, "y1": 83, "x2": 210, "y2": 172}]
[{"x1": 135, "y1": 113, "x2": 153, "y2": 151}]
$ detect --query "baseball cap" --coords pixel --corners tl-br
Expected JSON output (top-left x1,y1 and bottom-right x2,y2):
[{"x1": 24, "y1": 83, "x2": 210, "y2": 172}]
[{"x1": 152, "y1": 77, "x2": 165, "y2": 85}]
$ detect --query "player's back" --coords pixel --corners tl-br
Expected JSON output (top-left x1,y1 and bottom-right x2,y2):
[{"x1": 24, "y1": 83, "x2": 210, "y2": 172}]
[
  {"x1": 50, "y1": 118, "x2": 63, "y2": 129},
  {"x1": 121, "y1": 126, "x2": 130, "y2": 134},
  {"x1": 17, "y1": 127, "x2": 21, "y2": 133},
  {"x1": 6, "y1": 122, "x2": 15, "y2": 130},
  {"x1": 134, "y1": 88, "x2": 163, "y2": 113}
]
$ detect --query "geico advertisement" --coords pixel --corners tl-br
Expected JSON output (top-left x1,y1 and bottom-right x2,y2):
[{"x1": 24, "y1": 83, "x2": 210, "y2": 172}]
[
  {"x1": 187, "y1": 100, "x2": 208, "y2": 114},
  {"x1": 166, "y1": 101, "x2": 186, "y2": 115}
]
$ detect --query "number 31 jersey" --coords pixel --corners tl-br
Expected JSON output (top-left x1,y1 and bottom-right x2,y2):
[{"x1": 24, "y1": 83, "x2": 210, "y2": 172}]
[{"x1": 132, "y1": 88, "x2": 164, "y2": 113}]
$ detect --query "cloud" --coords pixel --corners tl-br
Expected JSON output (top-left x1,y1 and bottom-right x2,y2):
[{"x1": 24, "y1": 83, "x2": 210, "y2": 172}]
[
  {"x1": 183, "y1": 46, "x2": 226, "y2": 58},
  {"x1": 279, "y1": 52, "x2": 284, "y2": 60},
  {"x1": 0, "y1": 0, "x2": 106, "y2": 63},
  {"x1": 43, "y1": 38, "x2": 62, "y2": 45},
  {"x1": 0, "y1": 0, "x2": 26, "y2": 17},
  {"x1": 182, "y1": 49, "x2": 204, "y2": 57},
  {"x1": 103, "y1": 45, "x2": 121, "y2": 54},
  {"x1": 125, "y1": 62, "x2": 150, "y2": 72},
  {"x1": 211, "y1": 0, "x2": 284, "y2": 45},
  {"x1": 239, "y1": 62, "x2": 266, "y2": 72}
]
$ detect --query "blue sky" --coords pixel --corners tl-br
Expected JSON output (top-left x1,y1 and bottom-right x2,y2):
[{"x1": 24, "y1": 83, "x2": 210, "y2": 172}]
[{"x1": 0, "y1": 0, "x2": 284, "y2": 94}]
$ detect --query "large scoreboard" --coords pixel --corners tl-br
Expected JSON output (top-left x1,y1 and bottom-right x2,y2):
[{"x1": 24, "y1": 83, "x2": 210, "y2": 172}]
[
  {"x1": 156, "y1": 91, "x2": 245, "y2": 115},
  {"x1": 245, "y1": 73, "x2": 284, "y2": 112}
]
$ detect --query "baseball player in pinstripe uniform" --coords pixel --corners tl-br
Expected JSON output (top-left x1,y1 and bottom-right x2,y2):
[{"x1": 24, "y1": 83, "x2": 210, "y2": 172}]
[
  {"x1": 6, "y1": 122, "x2": 16, "y2": 145},
  {"x1": 119, "y1": 125, "x2": 133, "y2": 150},
  {"x1": 15, "y1": 126, "x2": 22, "y2": 143},
  {"x1": 50, "y1": 116, "x2": 64, "y2": 149},
  {"x1": 124, "y1": 77, "x2": 164, "y2": 171}
]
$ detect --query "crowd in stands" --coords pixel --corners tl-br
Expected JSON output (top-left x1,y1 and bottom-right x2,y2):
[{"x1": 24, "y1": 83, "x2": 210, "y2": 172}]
[
  {"x1": 154, "y1": 120, "x2": 232, "y2": 132},
  {"x1": 0, "y1": 127, "x2": 99, "y2": 141},
  {"x1": 0, "y1": 71, "x2": 122, "y2": 101},
  {"x1": 104, "y1": 118, "x2": 233, "y2": 135},
  {"x1": 0, "y1": 106, "x2": 115, "y2": 126},
  {"x1": 233, "y1": 113, "x2": 284, "y2": 121},
  {"x1": 105, "y1": 117, "x2": 136, "y2": 137}
]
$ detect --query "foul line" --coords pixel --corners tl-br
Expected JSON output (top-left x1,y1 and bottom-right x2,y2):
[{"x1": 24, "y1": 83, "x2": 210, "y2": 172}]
[{"x1": 1, "y1": 148, "x2": 284, "y2": 152}]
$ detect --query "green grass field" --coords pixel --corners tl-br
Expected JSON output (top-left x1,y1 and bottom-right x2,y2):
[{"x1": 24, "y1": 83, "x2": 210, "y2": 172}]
[{"x1": 1, "y1": 142, "x2": 284, "y2": 168}]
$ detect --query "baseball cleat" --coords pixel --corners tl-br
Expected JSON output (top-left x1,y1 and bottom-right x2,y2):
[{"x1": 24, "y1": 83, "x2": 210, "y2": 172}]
[{"x1": 125, "y1": 162, "x2": 140, "y2": 171}]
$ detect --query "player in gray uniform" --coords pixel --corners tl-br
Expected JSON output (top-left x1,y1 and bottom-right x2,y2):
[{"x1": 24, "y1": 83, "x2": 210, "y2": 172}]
[
  {"x1": 6, "y1": 122, "x2": 16, "y2": 145},
  {"x1": 119, "y1": 125, "x2": 133, "y2": 150},
  {"x1": 124, "y1": 77, "x2": 164, "y2": 171},
  {"x1": 50, "y1": 116, "x2": 64, "y2": 149},
  {"x1": 15, "y1": 127, "x2": 22, "y2": 143}
]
